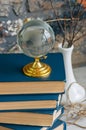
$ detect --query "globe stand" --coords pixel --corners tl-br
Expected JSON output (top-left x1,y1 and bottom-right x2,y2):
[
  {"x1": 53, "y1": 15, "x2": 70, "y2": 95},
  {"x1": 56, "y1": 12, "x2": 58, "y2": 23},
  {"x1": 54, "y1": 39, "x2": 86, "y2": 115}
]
[{"x1": 23, "y1": 58, "x2": 51, "y2": 77}]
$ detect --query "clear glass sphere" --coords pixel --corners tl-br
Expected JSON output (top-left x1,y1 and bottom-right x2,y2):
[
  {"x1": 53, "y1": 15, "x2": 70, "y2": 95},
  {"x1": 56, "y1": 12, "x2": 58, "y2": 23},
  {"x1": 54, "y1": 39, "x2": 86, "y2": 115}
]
[{"x1": 17, "y1": 19, "x2": 55, "y2": 58}]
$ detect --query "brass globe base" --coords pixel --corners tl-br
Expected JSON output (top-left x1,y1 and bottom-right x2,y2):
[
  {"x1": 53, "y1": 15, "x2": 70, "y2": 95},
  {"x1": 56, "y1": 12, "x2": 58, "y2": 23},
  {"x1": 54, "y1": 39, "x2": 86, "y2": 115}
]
[{"x1": 23, "y1": 58, "x2": 51, "y2": 78}]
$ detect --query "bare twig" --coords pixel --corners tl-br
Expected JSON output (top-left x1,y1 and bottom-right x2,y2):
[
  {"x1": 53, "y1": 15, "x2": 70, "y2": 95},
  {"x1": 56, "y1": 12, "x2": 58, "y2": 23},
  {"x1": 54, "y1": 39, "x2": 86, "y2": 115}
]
[
  {"x1": 46, "y1": 18, "x2": 79, "y2": 23},
  {"x1": 68, "y1": 0, "x2": 73, "y2": 42},
  {"x1": 73, "y1": 33, "x2": 86, "y2": 43},
  {"x1": 67, "y1": 121, "x2": 86, "y2": 129},
  {"x1": 71, "y1": 0, "x2": 85, "y2": 42},
  {"x1": 49, "y1": 0, "x2": 86, "y2": 48},
  {"x1": 49, "y1": 0, "x2": 65, "y2": 37},
  {"x1": 72, "y1": 20, "x2": 85, "y2": 39}
]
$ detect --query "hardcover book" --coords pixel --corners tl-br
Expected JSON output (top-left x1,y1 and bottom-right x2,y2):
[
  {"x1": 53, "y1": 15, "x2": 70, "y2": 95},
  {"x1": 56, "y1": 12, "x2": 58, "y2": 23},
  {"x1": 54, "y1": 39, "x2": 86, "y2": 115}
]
[
  {"x1": 0, "y1": 53, "x2": 65, "y2": 97},
  {"x1": 0, "y1": 105, "x2": 64, "y2": 119},
  {"x1": 0, "y1": 53, "x2": 65, "y2": 82},
  {"x1": 0, "y1": 105, "x2": 64, "y2": 127},
  {"x1": 0, "y1": 119, "x2": 66, "y2": 130}
]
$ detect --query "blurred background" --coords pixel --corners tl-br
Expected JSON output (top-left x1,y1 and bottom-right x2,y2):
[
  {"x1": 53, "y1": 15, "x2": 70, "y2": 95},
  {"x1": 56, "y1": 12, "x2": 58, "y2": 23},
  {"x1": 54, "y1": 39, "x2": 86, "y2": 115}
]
[{"x1": 0, "y1": 0, "x2": 86, "y2": 67}]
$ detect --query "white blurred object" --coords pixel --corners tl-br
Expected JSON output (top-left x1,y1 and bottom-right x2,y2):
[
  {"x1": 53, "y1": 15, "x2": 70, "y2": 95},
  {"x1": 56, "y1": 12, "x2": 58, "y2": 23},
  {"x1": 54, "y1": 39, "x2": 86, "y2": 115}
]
[
  {"x1": 7, "y1": 20, "x2": 11, "y2": 25},
  {"x1": 58, "y1": 43, "x2": 86, "y2": 103}
]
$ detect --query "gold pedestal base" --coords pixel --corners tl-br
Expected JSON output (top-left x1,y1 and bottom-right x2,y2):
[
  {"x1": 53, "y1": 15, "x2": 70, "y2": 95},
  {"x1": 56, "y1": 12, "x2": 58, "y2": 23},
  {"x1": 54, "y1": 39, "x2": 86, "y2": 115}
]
[{"x1": 23, "y1": 58, "x2": 51, "y2": 78}]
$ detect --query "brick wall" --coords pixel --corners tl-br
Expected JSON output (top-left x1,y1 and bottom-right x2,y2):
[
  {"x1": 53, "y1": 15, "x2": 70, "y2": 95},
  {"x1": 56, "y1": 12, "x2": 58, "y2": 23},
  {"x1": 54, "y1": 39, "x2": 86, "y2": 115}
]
[{"x1": 0, "y1": 0, "x2": 86, "y2": 66}]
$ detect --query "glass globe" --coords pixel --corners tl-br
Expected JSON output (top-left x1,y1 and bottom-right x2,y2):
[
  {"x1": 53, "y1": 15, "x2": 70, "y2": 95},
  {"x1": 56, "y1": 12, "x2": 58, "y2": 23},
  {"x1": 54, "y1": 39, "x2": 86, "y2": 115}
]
[
  {"x1": 17, "y1": 19, "x2": 55, "y2": 58},
  {"x1": 17, "y1": 19, "x2": 55, "y2": 77}
]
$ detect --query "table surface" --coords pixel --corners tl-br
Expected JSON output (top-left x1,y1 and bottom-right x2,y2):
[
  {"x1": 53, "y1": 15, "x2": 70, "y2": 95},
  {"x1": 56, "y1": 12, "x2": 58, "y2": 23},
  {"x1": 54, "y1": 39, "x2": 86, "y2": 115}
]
[{"x1": 67, "y1": 118, "x2": 86, "y2": 130}]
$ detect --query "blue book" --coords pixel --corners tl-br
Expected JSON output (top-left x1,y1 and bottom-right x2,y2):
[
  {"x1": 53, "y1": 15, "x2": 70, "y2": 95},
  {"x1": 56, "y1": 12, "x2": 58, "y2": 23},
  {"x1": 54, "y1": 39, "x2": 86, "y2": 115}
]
[
  {"x1": 0, "y1": 119, "x2": 66, "y2": 130},
  {"x1": 0, "y1": 53, "x2": 65, "y2": 82},
  {"x1": 0, "y1": 104, "x2": 64, "y2": 116},
  {"x1": 0, "y1": 53, "x2": 65, "y2": 95},
  {"x1": 0, "y1": 106, "x2": 64, "y2": 127}
]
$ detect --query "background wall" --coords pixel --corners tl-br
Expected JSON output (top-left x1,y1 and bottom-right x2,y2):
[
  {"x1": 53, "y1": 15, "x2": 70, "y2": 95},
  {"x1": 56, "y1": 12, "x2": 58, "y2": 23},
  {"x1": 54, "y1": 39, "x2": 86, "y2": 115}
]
[{"x1": 0, "y1": 0, "x2": 86, "y2": 67}]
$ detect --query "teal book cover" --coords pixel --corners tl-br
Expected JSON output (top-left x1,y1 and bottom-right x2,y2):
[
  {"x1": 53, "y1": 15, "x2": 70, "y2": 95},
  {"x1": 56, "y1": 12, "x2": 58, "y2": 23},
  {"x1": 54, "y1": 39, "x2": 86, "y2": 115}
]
[
  {"x1": 0, "y1": 93, "x2": 62, "y2": 102},
  {"x1": 0, "y1": 53, "x2": 65, "y2": 82}
]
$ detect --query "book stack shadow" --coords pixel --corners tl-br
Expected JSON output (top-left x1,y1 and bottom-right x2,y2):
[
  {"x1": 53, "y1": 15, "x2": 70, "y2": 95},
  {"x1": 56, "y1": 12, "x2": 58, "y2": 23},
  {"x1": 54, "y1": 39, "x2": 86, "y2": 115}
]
[{"x1": 0, "y1": 53, "x2": 66, "y2": 130}]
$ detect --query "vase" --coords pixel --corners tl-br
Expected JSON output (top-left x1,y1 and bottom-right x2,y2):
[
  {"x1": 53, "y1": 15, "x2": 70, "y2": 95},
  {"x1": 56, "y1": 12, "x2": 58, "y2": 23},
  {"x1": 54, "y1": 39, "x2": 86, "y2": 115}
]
[{"x1": 58, "y1": 43, "x2": 86, "y2": 103}]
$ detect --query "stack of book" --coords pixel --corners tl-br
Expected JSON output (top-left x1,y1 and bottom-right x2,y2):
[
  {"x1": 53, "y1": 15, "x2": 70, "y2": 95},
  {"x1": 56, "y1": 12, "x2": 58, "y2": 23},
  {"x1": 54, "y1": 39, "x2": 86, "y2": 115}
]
[{"x1": 0, "y1": 53, "x2": 66, "y2": 130}]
